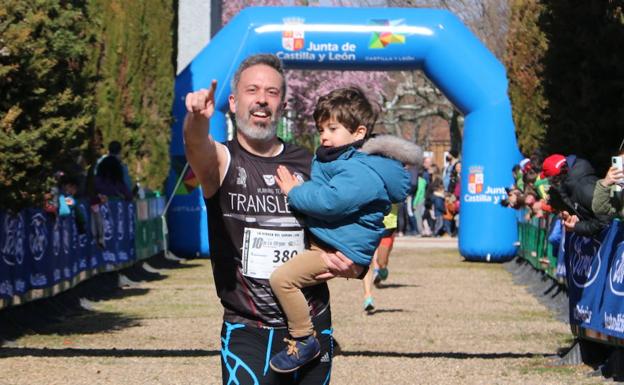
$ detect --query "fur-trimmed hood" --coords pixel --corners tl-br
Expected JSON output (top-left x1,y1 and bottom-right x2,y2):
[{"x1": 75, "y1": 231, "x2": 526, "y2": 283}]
[{"x1": 360, "y1": 135, "x2": 423, "y2": 169}]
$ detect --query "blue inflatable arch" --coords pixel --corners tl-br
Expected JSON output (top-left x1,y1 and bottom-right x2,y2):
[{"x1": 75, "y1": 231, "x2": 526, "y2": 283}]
[{"x1": 167, "y1": 6, "x2": 523, "y2": 261}]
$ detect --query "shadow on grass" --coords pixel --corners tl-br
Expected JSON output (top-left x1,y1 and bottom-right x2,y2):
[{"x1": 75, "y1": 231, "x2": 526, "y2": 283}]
[
  {"x1": 0, "y1": 253, "x2": 203, "y2": 343},
  {"x1": 375, "y1": 283, "x2": 420, "y2": 289},
  {"x1": 0, "y1": 347, "x2": 220, "y2": 358},
  {"x1": 365, "y1": 308, "x2": 405, "y2": 315},
  {"x1": 337, "y1": 350, "x2": 551, "y2": 359},
  {"x1": 0, "y1": 347, "x2": 548, "y2": 360},
  {"x1": 0, "y1": 302, "x2": 142, "y2": 341}
]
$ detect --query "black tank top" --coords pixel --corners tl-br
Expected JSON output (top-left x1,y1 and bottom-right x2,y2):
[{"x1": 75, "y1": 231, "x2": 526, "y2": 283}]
[{"x1": 205, "y1": 138, "x2": 330, "y2": 327}]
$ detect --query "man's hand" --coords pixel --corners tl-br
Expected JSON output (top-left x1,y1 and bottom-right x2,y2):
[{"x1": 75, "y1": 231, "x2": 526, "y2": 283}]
[
  {"x1": 601, "y1": 166, "x2": 624, "y2": 187},
  {"x1": 275, "y1": 165, "x2": 302, "y2": 196},
  {"x1": 561, "y1": 210, "x2": 579, "y2": 232},
  {"x1": 315, "y1": 251, "x2": 364, "y2": 280},
  {"x1": 185, "y1": 80, "x2": 217, "y2": 119}
]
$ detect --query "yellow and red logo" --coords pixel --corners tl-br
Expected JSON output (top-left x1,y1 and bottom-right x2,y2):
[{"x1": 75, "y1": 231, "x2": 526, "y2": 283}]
[
  {"x1": 282, "y1": 18, "x2": 305, "y2": 52},
  {"x1": 468, "y1": 166, "x2": 484, "y2": 194}
]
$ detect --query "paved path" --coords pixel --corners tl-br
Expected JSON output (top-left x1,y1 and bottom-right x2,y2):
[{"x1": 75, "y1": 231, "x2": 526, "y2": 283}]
[{"x1": 0, "y1": 239, "x2": 606, "y2": 384}]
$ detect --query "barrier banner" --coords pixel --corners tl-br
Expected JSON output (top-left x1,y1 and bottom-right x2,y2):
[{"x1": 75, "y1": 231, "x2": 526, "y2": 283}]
[
  {"x1": 0, "y1": 199, "x2": 145, "y2": 305},
  {"x1": 565, "y1": 228, "x2": 608, "y2": 331},
  {"x1": 597, "y1": 220, "x2": 624, "y2": 338}
]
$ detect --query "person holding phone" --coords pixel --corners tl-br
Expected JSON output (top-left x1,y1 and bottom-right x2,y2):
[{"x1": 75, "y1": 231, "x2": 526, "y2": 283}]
[
  {"x1": 541, "y1": 154, "x2": 609, "y2": 236},
  {"x1": 592, "y1": 151, "x2": 624, "y2": 219}
]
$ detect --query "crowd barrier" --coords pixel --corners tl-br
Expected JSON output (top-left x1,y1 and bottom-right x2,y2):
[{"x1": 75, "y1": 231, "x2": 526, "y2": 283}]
[
  {"x1": 518, "y1": 214, "x2": 624, "y2": 347},
  {"x1": 0, "y1": 195, "x2": 166, "y2": 310},
  {"x1": 517, "y1": 215, "x2": 559, "y2": 280}
]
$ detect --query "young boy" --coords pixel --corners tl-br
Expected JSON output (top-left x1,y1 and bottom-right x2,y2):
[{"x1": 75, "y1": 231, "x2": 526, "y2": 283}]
[{"x1": 269, "y1": 87, "x2": 422, "y2": 373}]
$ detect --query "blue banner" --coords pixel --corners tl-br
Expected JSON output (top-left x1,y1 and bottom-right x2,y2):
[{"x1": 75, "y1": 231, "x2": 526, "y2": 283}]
[
  {"x1": 563, "y1": 220, "x2": 624, "y2": 340},
  {"x1": 565, "y1": 229, "x2": 608, "y2": 330},
  {"x1": 0, "y1": 200, "x2": 145, "y2": 305},
  {"x1": 597, "y1": 220, "x2": 624, "y2": 338}
]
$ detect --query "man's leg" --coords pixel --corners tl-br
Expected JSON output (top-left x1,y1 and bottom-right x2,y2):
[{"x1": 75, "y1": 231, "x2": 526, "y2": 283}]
[
  {"x1": 362, "y1": 251, "x2": 377, "y2": 311},
  {"x1": 220, "y1": 322, "x2": 282, "y2": 385},
  {"x1": 220, "y1": 312, "x2": 333, "y2": 385}
]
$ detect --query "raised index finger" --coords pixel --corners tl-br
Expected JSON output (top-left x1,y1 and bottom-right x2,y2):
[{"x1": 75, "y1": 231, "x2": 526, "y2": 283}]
[{"x1": 207, "y1": 79, "x2": 218, "y2": 99}]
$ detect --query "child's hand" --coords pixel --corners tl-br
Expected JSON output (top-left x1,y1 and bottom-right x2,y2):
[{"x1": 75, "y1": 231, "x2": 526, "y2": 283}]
[{"x1": 275, "y1": 165, "x2": 302, "y2": 196}]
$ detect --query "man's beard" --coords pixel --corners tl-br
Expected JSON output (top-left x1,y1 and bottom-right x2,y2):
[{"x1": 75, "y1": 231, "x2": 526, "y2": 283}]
[{"x1": 235, "y1": 104, "x2": 280, "y2": 141}]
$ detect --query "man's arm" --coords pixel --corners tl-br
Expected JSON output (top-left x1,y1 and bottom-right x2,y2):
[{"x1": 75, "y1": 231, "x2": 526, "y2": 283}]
[{"x1": 183, "y1": 80, "x2": 229, "y2": 199}]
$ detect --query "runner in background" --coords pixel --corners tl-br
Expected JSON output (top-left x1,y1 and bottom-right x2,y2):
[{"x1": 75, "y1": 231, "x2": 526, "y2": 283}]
[{"x1": 362, "y1": 203, "x2": 399, "y2": 312}]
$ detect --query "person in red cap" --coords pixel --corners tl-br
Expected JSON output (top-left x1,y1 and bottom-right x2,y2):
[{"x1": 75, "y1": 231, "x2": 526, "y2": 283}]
[
  {"x1": 542, "y1": 154, "x2": 609, "y2": 236},
  {"x1": 541, "y1": 154, "x2": 567, "y2": 179}
]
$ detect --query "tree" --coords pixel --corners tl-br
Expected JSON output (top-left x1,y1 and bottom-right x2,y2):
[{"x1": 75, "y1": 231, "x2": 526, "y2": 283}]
[
  {"x1": 285, "y1": 70, "x2": 390, "y2": 150},
  {"x1": 0, "y1": 1, "x2": 94, "y2": 210},
  {"x1": 540, "y1": 1, "x2": 624, "y2": 171},
  {"x1": 504, "y1": 0, "x2": 548, "y2": 156},
  {"x1": 88, "y1": 0, "x2": 174, "y2": 192},
  {"x1": 378, "y1": 71, "x2": 454, "y2": 142}
]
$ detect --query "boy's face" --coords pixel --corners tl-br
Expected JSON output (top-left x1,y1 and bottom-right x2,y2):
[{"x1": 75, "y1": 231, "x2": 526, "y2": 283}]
[{"x1": 318, "y1": 116, "x2": 366, "y2": 148}]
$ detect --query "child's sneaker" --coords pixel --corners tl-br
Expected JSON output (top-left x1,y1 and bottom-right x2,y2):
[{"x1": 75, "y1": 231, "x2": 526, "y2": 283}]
[
  {"x1": 269, "y1": 335, "x2": 321, "y2": 373},
  {"x1": 363, "y1": 296, "x2": 375, "y2": 312}
]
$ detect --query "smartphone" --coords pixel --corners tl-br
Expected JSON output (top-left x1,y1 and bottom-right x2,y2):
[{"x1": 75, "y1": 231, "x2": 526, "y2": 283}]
[{"x1": 613, "y1": 156, "x2": 624, "y2": 189}]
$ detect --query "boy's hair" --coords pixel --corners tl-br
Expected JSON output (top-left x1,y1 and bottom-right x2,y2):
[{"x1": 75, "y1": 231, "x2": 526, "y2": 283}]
[
  {"x1": 313, "y1": 87, "x2": 378, "y2": 139},
  {"x1": 231, "y1": 54, "x2": 286, "y2": 102}
]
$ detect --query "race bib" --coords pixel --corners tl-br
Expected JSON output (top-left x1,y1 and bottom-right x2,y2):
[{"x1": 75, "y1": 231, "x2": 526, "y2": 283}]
[{"x1": 241, "y1": 228, "x2": 305, "y2": 279}]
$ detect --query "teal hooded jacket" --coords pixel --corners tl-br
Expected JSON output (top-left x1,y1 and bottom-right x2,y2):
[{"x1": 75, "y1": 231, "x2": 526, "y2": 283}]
[{"x1": 287, "y1": 135, "x2": 422, "y2": 266}]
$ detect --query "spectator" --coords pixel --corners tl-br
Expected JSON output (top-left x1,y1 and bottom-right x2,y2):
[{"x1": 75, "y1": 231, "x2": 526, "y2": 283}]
[
  {"x1": 443, "y1": 149, "x2": 459, "y2": 192},
  {"x1": 512, "y1": 164, "x2": 524, "y2": 191},
  {"x1": 398, "y1": 164, "x2": 419, "y2": 236},
  {"x1": 94, "y1": 155, "x2": 133, "y2": 201},
  {"x1": 412, "y1": 171, "x2": 428, "y2": 236},
  {"x1": 422, "y1": 156, "x2": 433, "y2": 185},
  {"x1": 447, "y1": 153, "x2": 461, "y2": 195},
  {"x1": 592, "y1": 150, "x2": 624, "y2": 219},
  {"x1": 96, "y1": 141, "x2": 133, "y2": 192},
  {"x1": 59, "y1": 173, "x2": 87, "y2": 233},
  {"x1": 542, "y1": 154, "x2": 609, "y2": 236},
  {"x1": 443, "y1": 193, "x2": 458, "y2": 236},
  {"x1": 430, "y1": 178, "x2": 445, "y2": 236}
]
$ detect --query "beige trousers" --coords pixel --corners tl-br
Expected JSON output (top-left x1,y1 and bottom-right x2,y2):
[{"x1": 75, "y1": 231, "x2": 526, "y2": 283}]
[{"x1": 269, "y1": 244, "x2": 331, "y2": 338}]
